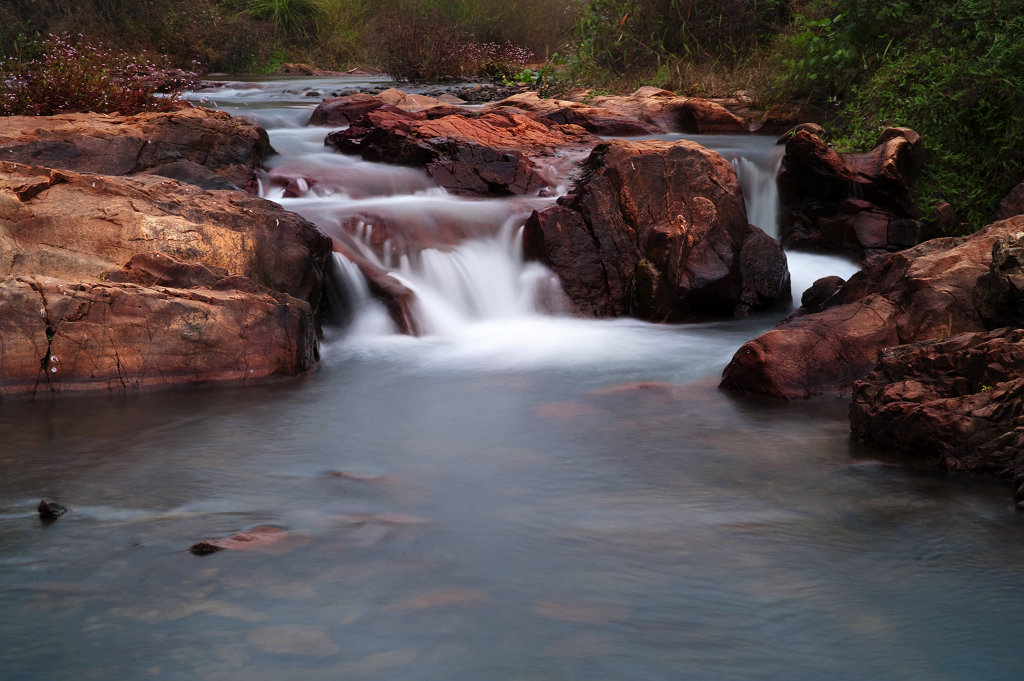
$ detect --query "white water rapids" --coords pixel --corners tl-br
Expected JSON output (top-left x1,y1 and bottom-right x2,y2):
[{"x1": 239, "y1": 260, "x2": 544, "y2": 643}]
[{"x1": 257, "y1": 119, "x2": 859, "y2": 371}]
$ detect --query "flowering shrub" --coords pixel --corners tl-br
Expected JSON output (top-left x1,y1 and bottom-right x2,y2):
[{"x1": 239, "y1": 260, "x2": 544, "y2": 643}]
[
  {"x1": 463, "y1": 42, "x2": 535, "y2": 81},
  {"x1": 0, "y1": 34, "x2": 201, "y2": 116}
]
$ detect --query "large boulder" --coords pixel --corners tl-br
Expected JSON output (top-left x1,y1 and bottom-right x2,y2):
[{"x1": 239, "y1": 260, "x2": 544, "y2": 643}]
[
  {"x1": 522, "y1": 139, "x2": 790, "y2": 321},
  {"x1": 0, "y1": 161, "x2": 332, "y2": 396},
  {"x1": 778, "y1": 128, "x2": 927, "y2": 258},
  {"x1": 721, "y1": 216, "x2": 1024, "y2": 399},
  {"x1": 849, "y1": 327, "x2": 1024, "y2": 501},
  {"x1": 324, "y1": 106, "x2": 596, "y2": 196},
  {"x1": 0, "y1": 108, "x2": 271, "y2": 191},
  {"x1": 308, "y1": 92, "x2": 385, "y2": 126}
]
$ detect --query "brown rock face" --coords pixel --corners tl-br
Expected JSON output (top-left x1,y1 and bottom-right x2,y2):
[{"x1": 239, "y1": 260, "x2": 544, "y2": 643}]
[
  {"x1": 308, "y1": 93, "x2": 385, "y2": 126},
  {"x1": 324, "y1": 106, "x2": 596, "y2": 196},
  {"x1": 0, "y1": 108, "x2": 271, "y2": 191},
  {"x1": 581, "y1": 87, "x2": 751, "y2": 134},
  {"x1": 721, "y1": 217, "x2": 1024, "y2": 399},
  {"x1": 778, "y1": 128, "x2": 927, "y2": 258},
  {"x1": 973, "y1": 229, "x2": 1024, "y2": 328},
  {"x1": 522, "y1": 139, "x2": 790, "y2": 321},
  {"x1": 995, "y1": 180, "x2": 1024, "y2": 221},
  {"x1": 2, "y1": 275, "x2": 318, "y2": 395},
  {"x1": 494, "y1": 92, "x2": 662, "y2": 136},
  {"x1": 849, "y1": 327, "x2": 1024, "y2": 494},
  {"x1": 0, "y1": 161, "x2": 332, "y2": 396}
]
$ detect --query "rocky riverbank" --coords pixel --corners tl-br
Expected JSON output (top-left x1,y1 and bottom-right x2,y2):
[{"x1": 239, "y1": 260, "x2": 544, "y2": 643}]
[{"x1": 0, "y1": 108, "x2": 332, "y2": 395}]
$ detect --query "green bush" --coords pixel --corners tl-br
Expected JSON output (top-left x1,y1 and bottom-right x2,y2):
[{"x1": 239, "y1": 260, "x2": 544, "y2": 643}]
[{"x1": 775, "y1": 0, "x2": 1024, "y2": 227}]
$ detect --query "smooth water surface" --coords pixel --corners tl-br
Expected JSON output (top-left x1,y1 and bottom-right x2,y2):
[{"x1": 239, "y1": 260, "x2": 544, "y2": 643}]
[{"x1": 1, "y1": 77, "x2": 1022, "y2": 681}]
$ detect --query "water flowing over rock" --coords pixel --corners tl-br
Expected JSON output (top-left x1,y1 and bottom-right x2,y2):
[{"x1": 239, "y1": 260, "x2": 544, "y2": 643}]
[
  {"x1": 0, "y1": 108, "x2": 271, "y2": 191},
  {"x1": 522, "y1": 139, "x2": 790, "y2": 321},
  {"x1": 778, "y1": 128, "x2": 927, "y2": 258},
  {"x1": 849, "y1": 327, "x2": 1024, "y2": 502},
  {"x1": 0, "y1": 160, "x2": 332, "y2": 396},
  {"x1": 721, "y1": 216, "x2": 1024, "y2": 399},
  {"x1": 324, "y1": 106, "x2": 596, "y2": 196}
]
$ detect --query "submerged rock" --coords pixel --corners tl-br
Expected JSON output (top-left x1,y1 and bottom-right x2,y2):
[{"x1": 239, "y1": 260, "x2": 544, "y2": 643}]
[
  {"x1": 721, "y1": 216, "x2": 1024, "y2": 399},
  {"x1": 849, "y1": 327, "x2": 1024, "y2": 501},
  {"x1": 190, "y1": 525, "x2": 292, "y2": 555},
  {"x1": 523, "y1": 139, "x2": 790, "y2": 321},
  {"x1": 37, "y1": 498, "x2": 67, "y2": 520}
]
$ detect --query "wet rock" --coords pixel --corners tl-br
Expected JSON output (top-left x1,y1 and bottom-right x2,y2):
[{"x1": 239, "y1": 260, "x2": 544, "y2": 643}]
[
  {"x1": 0, "y1": 108, "x2": 271, "y2": 190},
  {"x1": 973, "y1": 227, "x2": 1024, "y2": 328},
  {"x1": 325, "y1": 106, "x2": 595, "y2": 196},
  {"x1": 799, "y1": 275, "x2": 846, "y2": 314},
  {"x1": 523, "y1": 139, "x2": 790, "y2": 321},
  {"x1": 849, "y1": 327, "x2": 1024, "y2": 494},
  {"x1": 308, "y1": 93, "x2": 385, "y2": 126},
  {"x1": 331, "y1": 244, "x2": 420, "y2": 336},
  {"x1": 778, "y1": 128, "x2": 926, "y2": 259},
  {"x1": 37, "y1": 498, "x2": 66, "y2": 519},
  {"x1": 721, "y1": 217, "x2": 1024, "y2": 399},
  {"x1": 190, "y1": 525, "x2": 292, "y2": 555}
]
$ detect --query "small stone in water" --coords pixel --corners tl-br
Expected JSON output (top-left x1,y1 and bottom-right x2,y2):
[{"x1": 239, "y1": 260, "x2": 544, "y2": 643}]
[{"x1": 38, "y1": 498, "x2": 67, "y2": 519}]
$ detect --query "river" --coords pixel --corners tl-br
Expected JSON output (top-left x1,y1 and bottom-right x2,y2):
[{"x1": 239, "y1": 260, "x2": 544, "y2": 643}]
[{"x1": 1, "y1": 76, "x2": 1022, "y2": 681}]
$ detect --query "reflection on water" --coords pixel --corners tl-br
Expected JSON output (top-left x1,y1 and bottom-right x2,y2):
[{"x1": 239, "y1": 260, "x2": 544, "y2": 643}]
[{"x1": 1, "y1": 77, "x2": 1022, "y2": 681}]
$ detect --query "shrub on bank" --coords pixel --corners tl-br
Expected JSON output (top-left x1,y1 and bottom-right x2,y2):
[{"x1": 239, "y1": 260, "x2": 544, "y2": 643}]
[
  {"x1": 0, "y1": 33, "x2": 200, "y2": 116},
  {"x1": 774, "y1": 0, "x2": 1024, "y2": 228}
]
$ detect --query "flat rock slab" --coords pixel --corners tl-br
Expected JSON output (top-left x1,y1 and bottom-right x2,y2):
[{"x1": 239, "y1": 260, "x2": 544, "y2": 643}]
[{"x1": 0, "y1": 108, "x2": 271, "y2": 190}]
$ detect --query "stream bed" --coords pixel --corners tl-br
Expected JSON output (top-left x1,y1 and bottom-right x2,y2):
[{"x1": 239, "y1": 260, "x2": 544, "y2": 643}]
[{"x1": 1, "y1": 77, "x2": 1022, "y2": 681}]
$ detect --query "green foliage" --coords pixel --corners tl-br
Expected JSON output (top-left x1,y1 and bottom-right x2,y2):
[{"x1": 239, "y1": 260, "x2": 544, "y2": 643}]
[
  {"x1": 775, "y1": 0, "x2": 1024, "y2": 227},
  {"x1": 239, "y1": 0, "x2": 322, "y2": 38},
  {"x1": 570, "y1": 0, "x2": 788, "y2": 84}
]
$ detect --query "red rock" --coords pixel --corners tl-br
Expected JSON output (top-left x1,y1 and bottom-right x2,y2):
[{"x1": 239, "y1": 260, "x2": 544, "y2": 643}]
[
  {"x1": 0, "y1": 161, "x2": 331, "y2": 395},
  {"x1": 494, "y1": 92, "x2": 661, "y2": 136},
  {"x1": 523, "y1": 139, "x2": 790, "y2": 321},
  {"x1": 849, "y1": 327, "x2": 1024, "y2": 496},
  {"x1": 778, "y1": 129, "x2": 926, "y2": 258},
  {"x1": 325, "y1": 106, "x2": 595, "y2": 196},
  {"x1": 0, "y1": 108, "x2": 270, "y2": 190},
  {"x1": 721, "y1": 217, "x2": 1024, "y2": 399},
  {"x1": 190, "y1": 526, "x2": 291, "y2": 555},
  {"x1": 308, "y1": 93, "x2": 384, "y2": 126}
]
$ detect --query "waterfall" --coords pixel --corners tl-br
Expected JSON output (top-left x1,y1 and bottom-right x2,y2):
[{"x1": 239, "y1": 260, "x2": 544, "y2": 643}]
[{"x1": 270, "y1": 129, "x2": 858, "y2": 341}]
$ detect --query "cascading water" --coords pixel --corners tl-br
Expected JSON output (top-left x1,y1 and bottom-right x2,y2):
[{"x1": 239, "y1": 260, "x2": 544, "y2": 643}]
[{"x1": 5, "y1": 78, "x2": 1022, "y2": 681}]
